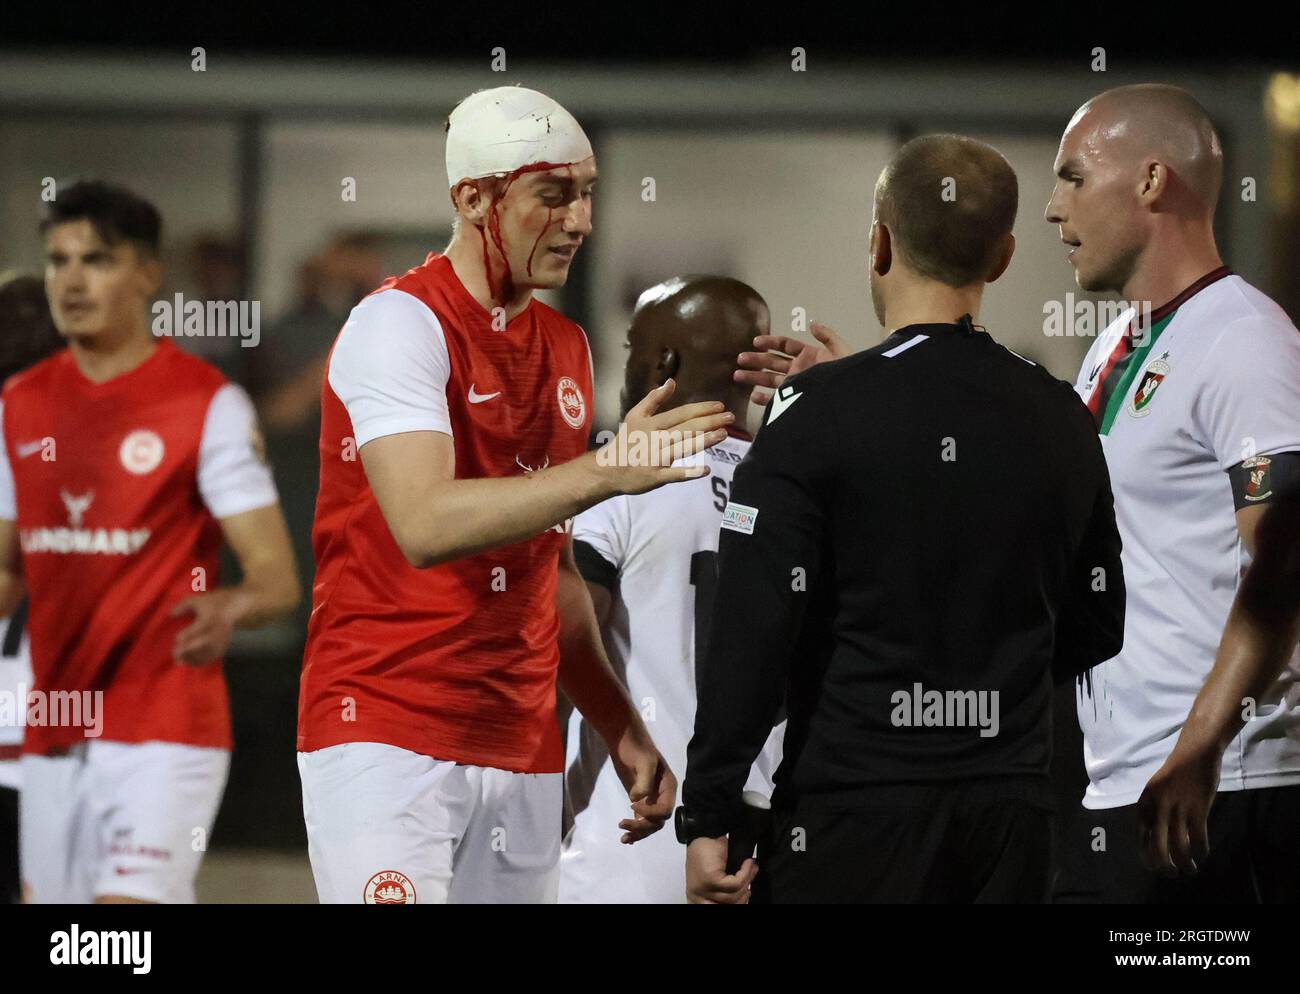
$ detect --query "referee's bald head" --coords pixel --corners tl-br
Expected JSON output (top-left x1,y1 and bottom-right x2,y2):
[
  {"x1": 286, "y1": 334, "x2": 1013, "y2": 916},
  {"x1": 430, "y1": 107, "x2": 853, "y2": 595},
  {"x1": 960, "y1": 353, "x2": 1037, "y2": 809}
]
[{"x1": 873, "y1": 135, "x2": 1019, "y2": 289}]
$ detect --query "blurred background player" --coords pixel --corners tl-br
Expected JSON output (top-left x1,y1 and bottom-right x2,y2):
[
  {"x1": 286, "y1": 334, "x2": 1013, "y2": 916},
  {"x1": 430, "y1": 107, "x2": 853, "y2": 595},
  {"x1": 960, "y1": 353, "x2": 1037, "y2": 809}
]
[
  {"x1": 1045, "y1": 84, "x2": 1300, "y2": 902},
  {"x1": 296, "y1": 86, "x2": 732, "y2": 904},
  {"x1": 0, "y1": 273, "x2": 63, "y2": 904},
  {"x1": 0, "y1": 181, "x2": 300, "y2": 903},
  {"x1": 682, "y1": 136, "x2": 1125, "y2": 903},
  {"x1": 559, "y1": 276, "x2": 786, "y2": 903}
]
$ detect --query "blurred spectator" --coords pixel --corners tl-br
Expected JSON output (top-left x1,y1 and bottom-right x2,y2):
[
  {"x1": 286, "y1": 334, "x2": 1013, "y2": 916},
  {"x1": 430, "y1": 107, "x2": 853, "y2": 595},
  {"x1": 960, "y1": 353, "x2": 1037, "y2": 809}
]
[
  {"x1": 164, "y1": 234, "x2": 249, "y2": 380},
  {"x1": 0, "y1": 272, "x2": 65, "y2": 904},
  {"x1": 250, "y1": 232, "x2": 384, "y2": 634},
  {"x1": 0, "y1": 272, "x2": 64, "y2": 382}
]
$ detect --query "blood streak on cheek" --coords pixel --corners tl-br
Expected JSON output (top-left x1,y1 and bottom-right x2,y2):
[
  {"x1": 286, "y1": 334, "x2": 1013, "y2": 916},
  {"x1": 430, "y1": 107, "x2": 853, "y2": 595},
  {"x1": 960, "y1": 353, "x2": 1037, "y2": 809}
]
[
  {"x1": 526, "y1": 208, "x2": 555, "y2": 278},
  {"x1": 478, "y1": 160, "x2": 572, "y2": 302},
  {"x1": 526, "y1": 163, "x2": 572, "y2": 278}
]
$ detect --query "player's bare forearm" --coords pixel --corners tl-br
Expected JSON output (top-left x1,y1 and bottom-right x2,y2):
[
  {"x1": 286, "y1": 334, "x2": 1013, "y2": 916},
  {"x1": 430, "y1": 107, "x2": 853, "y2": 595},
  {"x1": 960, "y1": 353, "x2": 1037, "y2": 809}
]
[
  {"x1": 1174, "y1": 499, "x2": 1300, "y2": 758},
  {"x1": 555, "y1": 546, "x2": 637, "y2": 743},
  {"x1": 406, "y1": 450, "x2": 615, "y2": 569},
  {"x1": 216, "y1": 503, "x2": 302, "y2": 628},
  {"x1": 0, "y1": 519, "x2": 23, "y2": 618},
  {"x1": 363, "y1": 381, "x2": 731, "y2": 569},
  {"x1": 171, "y1": 504, "x2": 301, "y2": 665},
  {"x1": 556, "y1": 545, "x2": 676, "y2": 840},
  {"x1": 1137, "y1": 503, "x2": 1300, "y2": 873},
  {"x1": 0, "y1": 567, "x2": 22, "y2": 620}
]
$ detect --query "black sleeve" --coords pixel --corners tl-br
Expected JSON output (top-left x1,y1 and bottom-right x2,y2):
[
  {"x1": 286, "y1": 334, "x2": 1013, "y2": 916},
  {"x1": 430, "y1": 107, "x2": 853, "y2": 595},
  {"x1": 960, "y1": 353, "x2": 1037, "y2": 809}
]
[
  {"x1": 684, "y1": 378, "x2": 835, "y2": 832},
  {"x1": 572, "y1": 538, "x2": 618, "y2": 592},
  {"x1": 1053, "y1": 436, "x2": 1126, "y2": 685},
  {"x1": 1227, "y1": 451, "x2": 1300, "y2": 511}
]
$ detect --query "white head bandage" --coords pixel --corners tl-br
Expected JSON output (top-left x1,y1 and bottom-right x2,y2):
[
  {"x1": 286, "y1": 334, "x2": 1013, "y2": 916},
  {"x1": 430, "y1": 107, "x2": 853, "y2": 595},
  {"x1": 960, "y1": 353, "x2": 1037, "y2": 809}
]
[{"x1": 445, "y1": 86, "x2": 593, "y2": 190}]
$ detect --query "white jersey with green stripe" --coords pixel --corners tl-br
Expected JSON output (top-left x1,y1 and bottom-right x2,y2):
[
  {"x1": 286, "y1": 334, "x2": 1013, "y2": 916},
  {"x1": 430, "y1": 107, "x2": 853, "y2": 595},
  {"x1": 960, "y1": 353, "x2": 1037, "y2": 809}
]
[{"x1": 1072, "y1": 273, "x2": 1300, "y2": 810}]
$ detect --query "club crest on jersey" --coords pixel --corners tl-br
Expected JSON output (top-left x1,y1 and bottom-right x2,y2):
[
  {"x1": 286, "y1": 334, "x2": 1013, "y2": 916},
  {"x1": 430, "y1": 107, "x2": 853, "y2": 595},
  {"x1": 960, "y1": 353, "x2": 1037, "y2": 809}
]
[
  {"x1": 364, "y1": 870, "x2": 416, "y2": 904},
  {"x1": 1129, "y1": 354, "x2": 1170, "y2": 418},
  {"x1": 119, "y1": 429, "x2": 165, "y2": 475},
  {"x1": 557, "y1": 376, "x2": 586, "y2": 429},
  {"x1": 1242, "y1": 455, "x2": 1273, "y2": 502}
]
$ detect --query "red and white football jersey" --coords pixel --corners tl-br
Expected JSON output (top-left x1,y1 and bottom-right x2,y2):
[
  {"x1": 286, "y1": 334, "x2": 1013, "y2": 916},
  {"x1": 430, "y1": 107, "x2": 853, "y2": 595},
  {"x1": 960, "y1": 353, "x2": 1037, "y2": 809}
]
[
  {"x1": 0, "y1": 340, "x2": 278, "y2": 754},
  {"x1": 298, "y1": 253, "x2": 594, "y2": 774}
]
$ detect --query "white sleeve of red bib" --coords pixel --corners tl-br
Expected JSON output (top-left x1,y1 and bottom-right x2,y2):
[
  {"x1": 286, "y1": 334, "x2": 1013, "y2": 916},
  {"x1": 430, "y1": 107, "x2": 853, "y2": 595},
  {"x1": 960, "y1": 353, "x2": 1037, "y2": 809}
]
[
  {"x1": 327, "y1": 289, "x2": 453, "y2": 449},
  {"x1": 198, "y1": 384, "x2": 280, "y2": 519},
  {"x1": 0, "y1": 402, "x2": 15, "y2": 521}
]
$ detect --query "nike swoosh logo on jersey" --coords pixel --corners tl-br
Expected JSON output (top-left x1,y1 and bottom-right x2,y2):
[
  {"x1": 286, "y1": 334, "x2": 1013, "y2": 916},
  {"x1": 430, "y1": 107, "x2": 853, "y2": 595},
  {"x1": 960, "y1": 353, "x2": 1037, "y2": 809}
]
[
  {"x1": 767, "y1": 384, "x2": 803, "y2": 425},
  {"x1": 16, "y1": 440, "x2": 45, "y2": 458},
  {"x1": 468, "y1": 385, "x2": 501, "y2": 404}
]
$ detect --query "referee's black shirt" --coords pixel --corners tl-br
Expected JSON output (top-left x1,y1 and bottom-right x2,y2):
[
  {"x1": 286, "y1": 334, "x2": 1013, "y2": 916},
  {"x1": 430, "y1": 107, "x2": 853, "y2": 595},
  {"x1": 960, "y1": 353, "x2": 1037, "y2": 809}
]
[{"x1": 684, "y1": 320, "x2": 1125, "y2": 831}]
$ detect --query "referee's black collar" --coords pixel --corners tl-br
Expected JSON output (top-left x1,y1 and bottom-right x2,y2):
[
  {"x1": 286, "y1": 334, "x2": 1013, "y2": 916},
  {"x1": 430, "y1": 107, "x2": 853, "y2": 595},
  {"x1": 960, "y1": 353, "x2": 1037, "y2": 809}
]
[{"x1": 886, "y1": 314, "x2": 987, "y2": 341}]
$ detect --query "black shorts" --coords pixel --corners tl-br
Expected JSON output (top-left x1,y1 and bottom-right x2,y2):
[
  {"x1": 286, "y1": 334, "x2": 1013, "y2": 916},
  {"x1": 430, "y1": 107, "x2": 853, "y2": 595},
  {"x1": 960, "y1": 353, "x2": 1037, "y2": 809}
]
[
  {"x1": 1054, "y1": 783, "x2": 1300, "y2": 903},
  {"x1": 753, "y1": 779, "x2": 1053, "y2": 903},
  {"x1": 0, "y1": 784, "x2": 18, "y2": 905}
]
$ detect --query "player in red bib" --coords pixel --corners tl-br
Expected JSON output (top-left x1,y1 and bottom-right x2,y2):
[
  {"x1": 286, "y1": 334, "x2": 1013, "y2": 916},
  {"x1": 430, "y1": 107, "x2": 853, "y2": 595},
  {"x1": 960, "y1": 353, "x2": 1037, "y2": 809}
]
[
  {"x1": 297, "y1": 86, "x2": 732, "y2": 903},
  {"x1": 0, "y1": 182, "x2": 301, "y2": 903}
]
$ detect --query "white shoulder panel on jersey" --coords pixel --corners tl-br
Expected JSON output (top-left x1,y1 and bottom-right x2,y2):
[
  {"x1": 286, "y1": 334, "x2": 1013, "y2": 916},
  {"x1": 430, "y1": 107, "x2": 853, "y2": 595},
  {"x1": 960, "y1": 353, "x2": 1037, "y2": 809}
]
[
  {"x1": 327, "y1": 289, "x2": 454, "y2": 449},
  {"x1": 1193, "y1": 311, "x2": 1300, "y2": 471},
  {"x1": 198, "y1": 383, "x2": 280, "y2": 520},
  {"x1": 0, "y1": 401, "x2": 14, "y2": 521}
]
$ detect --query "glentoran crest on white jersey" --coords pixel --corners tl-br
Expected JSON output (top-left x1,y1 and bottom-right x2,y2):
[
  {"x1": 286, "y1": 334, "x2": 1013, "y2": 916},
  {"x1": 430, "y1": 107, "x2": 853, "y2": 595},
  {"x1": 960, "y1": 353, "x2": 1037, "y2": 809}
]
[{"x1": 1130, "y1": 353, "x2": 1170, "y2": 418}]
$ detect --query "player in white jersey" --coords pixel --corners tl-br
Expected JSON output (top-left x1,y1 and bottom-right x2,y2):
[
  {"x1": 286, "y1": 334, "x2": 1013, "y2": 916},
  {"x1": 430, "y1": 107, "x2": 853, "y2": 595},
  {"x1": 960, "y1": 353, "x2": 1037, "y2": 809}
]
[
  {"x1": 560, "y1": 277, "x2": 784, "y2": 903},
  {"x1": 1045, "y1": 84, "x2": 1300, "y2": 901},
  {"x1": 0, "y1": 274, "x2": 64, "y2": 903}
]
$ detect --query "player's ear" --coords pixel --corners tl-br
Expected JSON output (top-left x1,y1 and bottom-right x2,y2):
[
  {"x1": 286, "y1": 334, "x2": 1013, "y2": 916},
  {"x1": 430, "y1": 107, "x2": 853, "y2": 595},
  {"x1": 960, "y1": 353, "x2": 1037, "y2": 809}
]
[
  {"x1": 452, "y1": 179, "x2": 489, "y2": 227},
  {"x1": 1136, "y1": 159, "x2": 1166, "y2": 207},
  {"x1": 656, "y1": 346, "x2": 680, "y2": 384},
  {"x1": 870, "y1": 222, "x2": 892, "y2": 277},
  {"x1": 986, "y1": 232, "x2": 1015, "y2": 284}
]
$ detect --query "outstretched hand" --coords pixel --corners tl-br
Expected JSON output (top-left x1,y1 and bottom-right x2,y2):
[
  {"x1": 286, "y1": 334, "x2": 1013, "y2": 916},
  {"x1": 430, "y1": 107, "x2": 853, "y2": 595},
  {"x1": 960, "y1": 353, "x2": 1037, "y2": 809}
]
[{"x1": 734, "y1": 321, "x2": 851, "y2": 406}]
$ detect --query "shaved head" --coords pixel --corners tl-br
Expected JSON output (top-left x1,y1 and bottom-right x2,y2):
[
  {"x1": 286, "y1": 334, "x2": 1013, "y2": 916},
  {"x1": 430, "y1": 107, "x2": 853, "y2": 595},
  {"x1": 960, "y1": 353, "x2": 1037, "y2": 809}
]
[
  {"x1": 1071, "y1": 84, "x2": 1223, "y2": 209},
  {"x1": 621, "y1": 275, "x2": 768, "y2": 420},
  {"x1": 1046, "y1": 84, "x2": 1224, "y2": 295}
]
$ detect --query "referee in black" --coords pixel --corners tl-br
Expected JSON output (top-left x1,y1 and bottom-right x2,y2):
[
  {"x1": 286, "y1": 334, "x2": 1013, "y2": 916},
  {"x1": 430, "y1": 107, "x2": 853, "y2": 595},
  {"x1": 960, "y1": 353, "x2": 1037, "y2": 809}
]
[{"x1": 678, "y1": 135, "x2": 1126, "y2": 903}]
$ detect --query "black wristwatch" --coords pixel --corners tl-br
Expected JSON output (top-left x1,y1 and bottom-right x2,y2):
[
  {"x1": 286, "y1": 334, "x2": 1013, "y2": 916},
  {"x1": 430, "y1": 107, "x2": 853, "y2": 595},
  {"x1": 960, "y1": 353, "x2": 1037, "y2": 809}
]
[{"x1": 674, "y1": 805, "x2": 730, "y2": 844}]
